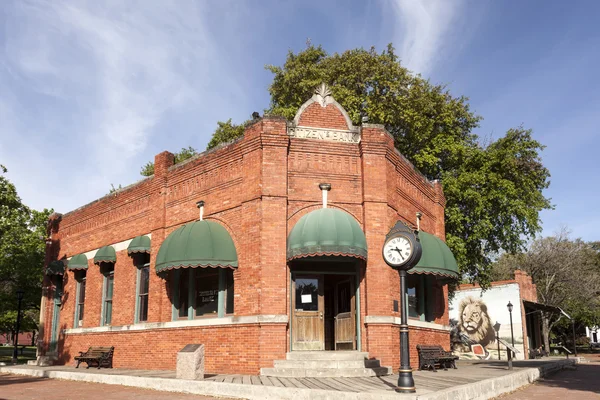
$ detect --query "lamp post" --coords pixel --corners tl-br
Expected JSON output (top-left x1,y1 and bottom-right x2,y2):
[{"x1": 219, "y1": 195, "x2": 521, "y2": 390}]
[
  {"x1": 493, "y1": 321, "x2": 501, "y2": 360},
  {"x1": 12, "y1": 289, "x2": 25, "y2": 364},
  {"x1": 507, "y1": 301, "x2": 515, "y2": 347}
]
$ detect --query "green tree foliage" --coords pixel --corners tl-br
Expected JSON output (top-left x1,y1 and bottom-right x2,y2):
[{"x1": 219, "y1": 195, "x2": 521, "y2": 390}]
[
  {"x1": 208, "y1": 44, "x2": 552, "y2": 284},
  {"x1": 490, "y1": 229, "x2": 600, "y2": 351},
  {"x1": 206, "y1": 119, "x2": 246, "y2": 150},
  {"x1": 140, "y1": 146, "x2": 198, "y2": 177},
  {"x1": 0, "y1": 165, "x2": 52, "y2": 337}
]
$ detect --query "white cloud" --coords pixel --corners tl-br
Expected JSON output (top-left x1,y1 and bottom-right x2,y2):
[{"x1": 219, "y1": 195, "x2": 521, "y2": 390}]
[
  {"x1": 0, "y1": 0, "x2": 250, "y2": 213},
  {"x1": 386, "y1": 0, "x2": 467, "y2": 76}
]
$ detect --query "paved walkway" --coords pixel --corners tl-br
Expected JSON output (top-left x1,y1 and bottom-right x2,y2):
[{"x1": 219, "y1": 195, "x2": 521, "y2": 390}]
[
  {"x1": 496, "y1": 354, "x2": 600, "y2": 399},
  {"x1": 0, "y1": 373, "x2": 227, "y2": 400},
  {"x1": 0, "y1": 358, "x2": 577, "y2": 400}
]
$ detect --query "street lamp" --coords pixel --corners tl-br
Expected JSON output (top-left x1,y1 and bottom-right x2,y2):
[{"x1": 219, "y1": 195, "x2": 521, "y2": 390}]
[
  {"x1": 507, "y1": 301, "x2": 515, "y2": 347},
  {"x1": 493, "y1": 321, "x2": 501, "y2": 360},
  {"x1": 12, "y1": 289, "x2": 25, "y2": 364}
]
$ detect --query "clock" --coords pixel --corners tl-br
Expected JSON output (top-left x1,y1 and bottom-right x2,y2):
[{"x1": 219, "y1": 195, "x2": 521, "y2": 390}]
[
  {"x1": 382, "y1": 221, "x2": 422, "y2": 270},
  {"x1": 383, "y1": 235, "x2": 413, "y2": 267}
]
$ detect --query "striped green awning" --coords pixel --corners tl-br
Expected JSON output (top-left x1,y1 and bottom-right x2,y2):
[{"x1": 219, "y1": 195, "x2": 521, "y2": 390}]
[
  {"x1": 287, "y1": 208, "x2": 367, "y2": 260},
  {"x1": 409, "y1": 231, "x2": 459, "y2": 279},
  {"x1": 46, "y1": 260, "x2": 65, "y2": 276},
  {"x1": 67, "y1": 254, "x2": 89, "y2": 270},
  {"x1": 128, "y1": 235, "x2": 151, "y2": 254},
  {"x1": 155, "y1": 220, "x2": 238, "y2": 274},
  {"x1": 94, "y1": 245, "x2": 116, "y2": 264}
]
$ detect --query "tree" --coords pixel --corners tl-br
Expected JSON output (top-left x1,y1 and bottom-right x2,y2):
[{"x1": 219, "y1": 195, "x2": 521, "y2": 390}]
[
  {"x1": 491, "y1": 229, "x2": 600, "y2": 352},
  {"x1": 140, "y1": 146, "x2": 199, "y2": 177},
  {"x1": 206, "y1": 119, "x2": 246, "y2": 150},
  {"x1": 0, "y1": 165, "x2": 52, "y2": 340},
  {"x1": 207, "y1": 44, "x2": 552, "y2": 284}
]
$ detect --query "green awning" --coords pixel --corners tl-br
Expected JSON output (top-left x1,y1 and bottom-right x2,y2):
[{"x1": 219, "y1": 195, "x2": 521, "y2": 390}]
[
  {"x1": 128, "y1": 235, "x2": 151, "y2": 254},
  {"x1": 67, "y1": 254, "x2": 89, "y2": 270},
  {"x1": 287, "y1": 208, "x2": 367, "y2": 260},
  {"x1": 155, "y1": 220, "x2": 238, "y2": 274},
  {"x1": 409, "y1": 231, "x2": 459, "y2": 279},
  {"x1": 94, "y1": 245, "x2": 116, "y2": 264},
  {"x1": 46, "y1": 260, "x2": 65, "y2": 276}
]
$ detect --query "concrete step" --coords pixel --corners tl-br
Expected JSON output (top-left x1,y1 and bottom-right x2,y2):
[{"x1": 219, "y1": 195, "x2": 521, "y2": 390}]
[
  {"x1": 285, "y1": 351, "x2": 369, "y2": 361},
  {"x1": 261, "y1": 366, "x2": 392, "y2": 378},
  {"x1": 274, "y1": 359, "x2": 381, "y2": 369}
]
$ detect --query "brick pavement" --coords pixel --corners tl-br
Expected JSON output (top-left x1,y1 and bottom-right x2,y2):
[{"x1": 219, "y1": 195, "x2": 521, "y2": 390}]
[
  {"x1": 497, "y1": 354, "x2": 600, "y2": 399},
  {"x1": 0, "y1": 373, "x2": 234, "y2": 400}
]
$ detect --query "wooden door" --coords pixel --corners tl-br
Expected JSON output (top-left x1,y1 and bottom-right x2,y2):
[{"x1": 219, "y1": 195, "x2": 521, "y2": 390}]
[
  {"x1": 292, "y1": 275, "x2": 324, "y2": 350},
  {"x1": 334, "y1": 278, "x2": 356, "y2": 350}
]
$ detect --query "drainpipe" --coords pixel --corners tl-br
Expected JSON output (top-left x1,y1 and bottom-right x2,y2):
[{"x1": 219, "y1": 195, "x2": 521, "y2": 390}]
[
  {"x1": 319, "y1": 183, "x2": 331, "y2": 208},
  {"x1": 196, "y1": 200, "x2": 205, "y2": 221}
]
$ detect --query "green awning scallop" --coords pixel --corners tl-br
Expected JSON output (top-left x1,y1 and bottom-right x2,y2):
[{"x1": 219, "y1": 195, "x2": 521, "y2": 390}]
[
  {"x1": 155, "y1": 220, "x2": 238, "y2": 274},
  {"x1": 409, "y1": 231, "x2": 459, "y2": 279},
  {"x1": 68, "y1": 254, "x2": 89, "y2": 270},
  {"x1": 287, "y1": 208, "x2": 367, "y2": 260},
  {"x1": 94, "y1": 245, "x2": 116, "y2": 264},
  {"x1": 128, "y1": 235, "x2": 151, "y2": 254},
  {"x1": 46, "y1": 260, "x2": 65, "y2": 276}
]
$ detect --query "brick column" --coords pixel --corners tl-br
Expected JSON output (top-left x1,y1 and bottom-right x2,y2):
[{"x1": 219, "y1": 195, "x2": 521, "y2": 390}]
[{"x1": 149, "y1": 151, "x2": 174, "y2": 322}]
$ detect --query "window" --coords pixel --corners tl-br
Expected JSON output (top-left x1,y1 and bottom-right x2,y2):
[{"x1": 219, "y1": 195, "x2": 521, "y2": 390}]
[
  {"x1": 75, "y1": 272, "x2": 86, "y2": 327},
  {"x1": 134, "y1": 253, "x2": 150, "y2": 323},
  {"x1": 405, "y1": 274, "x2": 434, "y2": 322},
  {"x1": 173, "y1": 268, "x2": 234, "y2": 319},
  {"x1": 101, "y1": 265, "x2": 115, "y2": 326}
]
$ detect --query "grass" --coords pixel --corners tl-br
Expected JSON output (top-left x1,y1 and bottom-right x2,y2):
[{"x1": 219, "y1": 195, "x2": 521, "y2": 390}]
[{"x1": 0, "y1": 345, "x2": 37, "y2": 364}]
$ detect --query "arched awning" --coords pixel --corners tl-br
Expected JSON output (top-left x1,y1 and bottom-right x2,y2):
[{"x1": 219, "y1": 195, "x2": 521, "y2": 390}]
[
  {"x1": 67, "y1": 254, "x2": 89, "y2": 270},
  {"x1": 155, "y1": 220, "x2": 238, "y2": 274},
  {"x1": 287, "y1": 208, "x2": 367, "y2": 261},
  {"x1": 410, "y1": 231, "x2": 459, "y2": 279},
  {"x1": 128, "y1": 235, "x2": 151, "y2": 254},
  {"x1": 46, "y1": 260, "x2": 65, "y2": 276},
  {"x1": 94, "y1": 245, "x2": 116, "y2": 265}
]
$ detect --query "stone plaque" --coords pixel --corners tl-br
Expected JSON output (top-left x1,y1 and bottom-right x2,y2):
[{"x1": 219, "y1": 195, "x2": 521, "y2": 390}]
[
  {"x1": 288, "y1": 126, "x2": 361, "y2": 143},
  {"x1": 176, "y1": 344, "x2": 204, "y2": 380}
]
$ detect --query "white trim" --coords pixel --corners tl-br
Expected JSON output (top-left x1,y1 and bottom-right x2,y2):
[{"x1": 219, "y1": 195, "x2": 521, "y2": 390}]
[
  {"x1": 63, "y1": 314, "x2": 288, "y2": 335},
  {"x1": 67, "y1": 234, "x2": 152, "y2": 260},
  {"x1": 364, "y1": 315, "x2": 451, "y2": 332}
]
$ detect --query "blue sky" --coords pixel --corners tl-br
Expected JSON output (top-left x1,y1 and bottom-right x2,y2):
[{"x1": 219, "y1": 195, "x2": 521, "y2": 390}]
[{"x1": 0, "y1": 1, "x2": 598, "y2": 241}]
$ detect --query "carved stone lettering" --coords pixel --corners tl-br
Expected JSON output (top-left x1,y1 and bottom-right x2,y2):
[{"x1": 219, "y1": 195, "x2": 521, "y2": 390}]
[{"x1": 288, "y1": 127, "x2": 361, "y2": 143}]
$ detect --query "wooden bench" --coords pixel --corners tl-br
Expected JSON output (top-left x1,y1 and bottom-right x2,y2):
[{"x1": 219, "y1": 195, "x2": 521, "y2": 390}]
[
  {"x1": 416, "y1": 344, "x2": 458, "y2": 372},
  {"x1": 74, "y1": 346, "x2": 114, "y2": 369}
]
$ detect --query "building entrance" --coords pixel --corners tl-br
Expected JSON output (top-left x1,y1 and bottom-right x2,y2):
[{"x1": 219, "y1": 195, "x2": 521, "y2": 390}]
[{"x1": 291, "y1": 272, "x2": 356, "y2": 351}]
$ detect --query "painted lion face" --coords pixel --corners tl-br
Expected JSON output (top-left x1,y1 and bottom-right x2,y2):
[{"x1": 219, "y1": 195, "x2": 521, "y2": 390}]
[{"x1": 461, "y1": 303, "x2": 484, "y2": 333}]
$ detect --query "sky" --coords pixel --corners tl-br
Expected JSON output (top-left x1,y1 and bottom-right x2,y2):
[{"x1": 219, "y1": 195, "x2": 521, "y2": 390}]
[{"x1": 0, "y1": 0, "x2": 598, "y2": 242}]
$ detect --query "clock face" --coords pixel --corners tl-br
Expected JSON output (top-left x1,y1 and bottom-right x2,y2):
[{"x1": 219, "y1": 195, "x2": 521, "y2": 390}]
[{"x1": 383, "y1": 235, "x2": 412, "y2": 266}]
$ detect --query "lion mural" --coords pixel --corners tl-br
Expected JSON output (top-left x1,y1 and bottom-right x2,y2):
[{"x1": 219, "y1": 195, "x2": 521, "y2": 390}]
[{"x1": 457, "y1": 296, "x2": 496, "y2": 349}]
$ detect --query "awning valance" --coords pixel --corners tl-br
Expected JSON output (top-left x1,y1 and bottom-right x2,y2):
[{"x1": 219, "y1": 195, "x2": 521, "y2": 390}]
[
  {"x1": 128, "y1": 235, "x2": 151, "y2": 254},
  {"x1": 46, "y1": 260, "x2": 65, "y2": 276},
  {"x1": 155, "y1": 220, "x2": 238, "y2": 274},
  {"x1": 68, "y1": 254, "x2": 89, "y2": 270},
  {"x1": 287, "y1": 208, "x2": 367, "y2": 261},
  {"x1": 409, "y1": 231, "x2": 459, "y2": 279},
  {"x1": 94, "y1": 245, "x2": 116, "y2": 264}
]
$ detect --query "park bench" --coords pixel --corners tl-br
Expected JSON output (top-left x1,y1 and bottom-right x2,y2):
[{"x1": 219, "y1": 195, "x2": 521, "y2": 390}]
[
  {"x1": 74, "y1": 346, "x2": 114, "y2": 369},
  {"x1": 416, "y1": 344, "x2": 459, "y2": 372}
]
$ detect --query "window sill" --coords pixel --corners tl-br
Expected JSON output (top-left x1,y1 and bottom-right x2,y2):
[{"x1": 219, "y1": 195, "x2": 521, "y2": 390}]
[
  {"x1": 63, "y1": 314, "x2": 288, "y2": 335},
  {"x1": 364, "y1": 315, "x2": 451, "y2": 332}
]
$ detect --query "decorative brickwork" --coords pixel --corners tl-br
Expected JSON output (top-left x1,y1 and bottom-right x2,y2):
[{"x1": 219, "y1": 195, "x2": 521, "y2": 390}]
[{"x1": 41, "y1": 84, "x2": 451, "y2": 374}]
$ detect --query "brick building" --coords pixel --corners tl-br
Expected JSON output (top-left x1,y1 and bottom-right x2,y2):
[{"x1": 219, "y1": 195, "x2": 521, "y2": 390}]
[{"x1": 39, "y1": 84, "x2": 458, "y2": 376}]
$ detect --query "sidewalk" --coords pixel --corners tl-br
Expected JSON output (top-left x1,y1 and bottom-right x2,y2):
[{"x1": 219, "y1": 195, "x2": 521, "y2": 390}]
[{"x1": 0, "y1": 358, "x2": 577, "y2": 400}]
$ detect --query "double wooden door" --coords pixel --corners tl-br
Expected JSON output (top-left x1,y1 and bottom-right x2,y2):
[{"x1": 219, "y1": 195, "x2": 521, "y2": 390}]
[{"x1": 291, "y1": 274, "x2": 355, "y2": 351}]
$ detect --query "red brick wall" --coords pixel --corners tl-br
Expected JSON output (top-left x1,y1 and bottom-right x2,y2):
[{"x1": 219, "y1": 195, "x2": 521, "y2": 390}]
[{"x1": 42, "y1": 90, "x2": 450, "y2": 374}]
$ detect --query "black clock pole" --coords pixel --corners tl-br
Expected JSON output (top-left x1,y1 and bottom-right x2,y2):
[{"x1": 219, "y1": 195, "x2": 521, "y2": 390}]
[{"x1": 396, "y1": 268, "x2": 416, "y2": 393}]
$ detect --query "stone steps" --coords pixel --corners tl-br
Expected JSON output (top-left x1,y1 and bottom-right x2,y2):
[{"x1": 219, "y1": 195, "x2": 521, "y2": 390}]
[{"x1": 261, "y1": 351, "x2": 392, "y2": 378}]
